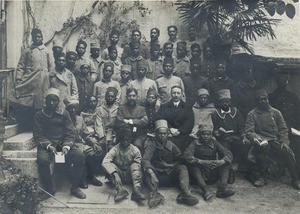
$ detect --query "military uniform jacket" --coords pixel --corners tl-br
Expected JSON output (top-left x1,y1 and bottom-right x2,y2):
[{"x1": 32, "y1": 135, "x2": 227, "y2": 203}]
[
  {"x1": 269, "y1": 88, "x2": 300, "y2": 129},
  {"x1": 130, "y1": 78, "x2": 158, "y2": 106},
  {"x1": 182, "y1": 74, "x2": 209, "y2": 106},
  {"x1": 184, "y1": 138, "x2": 233, "y2": 165},
  {"x1": 191, "y1": 102, "x2": 215, "y2": 135},
  {"x1": 102, "y1": 144, "x2": 141, "y2": 174},
  {"x1": 115, "y1": 104, "x2": 148, "y2": 137},
  {"x1": 211, "y1": 107, "x2": 245, "y2": 139},
  {"x1": 49, "y1": 68, "x2": 79, "y2": 109},
  {"x1": 76, "y1": 74, "x2": 94, "y2": 111},
  {"x1": 245, "y1": 107, "x2": 290, "y2": 144},
  {"x1": 93, "y1": 79, "x2": 121, "y2": 105},
  {"x1": 95, "y1": 103, "x2": 119, "y2": 139},
  {"x1": 33, "y1": 109, "x2": 75, "y2": 149},
  {"x1": 155, "y1": 75, "x2": 186, "y2": 105},
  {"x1": 158, "y1": 100, "x2": 194, "y2": 135},
  {"x1": 13, "y1": 44, "x2": 54, "y2": 109},
  {"x1": 142, "y1": 139, "x2": 182, "y2": 174}
]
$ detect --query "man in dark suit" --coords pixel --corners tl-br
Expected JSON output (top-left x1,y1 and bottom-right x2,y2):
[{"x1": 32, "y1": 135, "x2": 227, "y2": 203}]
[{"x1": 158, "y1": 85, "x2": 194, "y2": 151}]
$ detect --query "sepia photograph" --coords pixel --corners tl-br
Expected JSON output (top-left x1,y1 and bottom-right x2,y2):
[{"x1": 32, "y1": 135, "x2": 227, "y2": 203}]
[{"x1": 1, "y1": 0, "x2": 300, "y2": 213}]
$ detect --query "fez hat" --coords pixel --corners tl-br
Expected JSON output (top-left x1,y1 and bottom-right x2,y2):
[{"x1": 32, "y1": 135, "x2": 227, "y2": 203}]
[
  {"x1": 90, "y1": 42, "x2": 100, "y2": 49},
  {"x1": 137, "y1": 60, "x2": 148, "y2": 69},
  {"x1": 198, "y1": 124, "x2": 213, "y2": 133},
  {"x1": 163, "y1": 57, "x2": 174, "y2": 66},
  {"x1": 198, "y1": 88, "x2": 209, "y2": 97},
  {"x1": 46, "y1": 88, "x2": 60, "y2": 99},
  {"x1": 147, "y1": 85, "x2": 158, "y2": 97},
  {"x1": 121, "y1": 65, "x2": 132, "y2": 73},
  {"x1": 104, "y1": 62, "x2": 114, "y2": 70},
  {"x1": 255, "y1": 89, "x2": 268, "y2": 99},
  {"x1": 154, "y1": 119, "x2": 168, "y2": 131},
  {"x1": 217, "y1": 89, "x2": 231, "y2": 100},
  {"x1": 53, "y1": 39, "x2": 63, "y2": 47},
  {"x1": 63, "y1": 96, "x2": 79, "y2": 107},
  {"x1": 106, "y1": 86, "x2": 118, "y2": 96}
]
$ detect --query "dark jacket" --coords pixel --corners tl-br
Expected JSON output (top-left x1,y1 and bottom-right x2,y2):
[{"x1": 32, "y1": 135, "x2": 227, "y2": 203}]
[
  {"x1": 158, "y1": 100, "x2": 194, "y2": 135},
  {"x1": 33, "y1": 109, "x2": 76, "y2": 149},
  {"x1": 184, "y1": 137, "x2": 233, "y2": 164},
  {"x1": 142, "y1": 139, "x2": 183, "y2": 175}
]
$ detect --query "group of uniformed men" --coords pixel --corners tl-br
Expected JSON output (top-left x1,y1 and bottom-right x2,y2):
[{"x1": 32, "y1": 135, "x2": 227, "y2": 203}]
[{"x1": 10, "y1": 25, "x2": 300, "y2": 207}]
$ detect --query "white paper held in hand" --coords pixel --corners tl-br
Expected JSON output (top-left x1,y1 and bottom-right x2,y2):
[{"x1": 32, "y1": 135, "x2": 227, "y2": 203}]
[{"x1": 55, "y1": 152, "x2": 65, "y2": 163}]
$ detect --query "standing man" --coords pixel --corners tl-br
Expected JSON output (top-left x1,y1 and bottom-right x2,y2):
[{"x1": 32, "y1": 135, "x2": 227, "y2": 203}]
[
  {"x1": 130, "y1": 60, "x2": 157, "y2": 106},
  {"x1": 75, "y1": 62, "x2": 95, "y2": 112},
  {"x1": 49, "y1": 52, "x2": 79, "y2": 110},
  {"x1": 142, "y1": 119, "x2": 199, "y2": 207},
  {"x1": 182, "y1": 58, "x2": 209, "y2": 107},
  {"x1": 52, "y1": 39, "x2": 63, "y2": 61},
  {"x1": 147, "y1": 43, "x2": 163, "y2": 80},
  {"x1": 190, "y1": 88, "x2": 215, "y2": 138},
  {"x1": 245, "y1": 89, "x2": 300, "y2": 189},
  {"x1": 11, "y1": 28, "x2": 54, "y2": 129},
  {"x1": 90, "y1": 42, "x2": 103, "y2": 78},
  {"x1": 74, "y1": 40, "x2": 97, "y2": 82},
  {"x1": 158, "y1": 86, "x2": 194, "y2": 152},
  {"x1": 146, "y1": 28, "x2": 161, "y2": 51},
  {"x1": 174, "y1": 42, "x2": 190, "y2": 79},
  {"x1": 167, "y1": 25, "x2": 180, "y2": 56},
  {"x1": 186, "y1": 25, "x2": 201, "y2": 57},
  {"x1": 93, "y1": 62, "x2": 121, "y2": 105},
  {"x1": 156, "y1": 57, "x2": 185, "y2": 105},
  {"x1": 66, "y1": 51, "x2": 78, "y2": 74},
  {"x1": 119, "y1": 65, "x2": 133, "y2": 106},
  {"x1": 33, "y1": 88, "x2": 86, "y2": 199},
  {"x1": 101, "y1": 29, "x2": 123, "y2": 61}
]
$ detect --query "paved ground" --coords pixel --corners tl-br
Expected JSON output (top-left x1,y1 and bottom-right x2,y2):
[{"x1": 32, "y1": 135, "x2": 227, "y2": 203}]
[{"x1": 38, "y1": 173, "x2": 300, "y2": 214}]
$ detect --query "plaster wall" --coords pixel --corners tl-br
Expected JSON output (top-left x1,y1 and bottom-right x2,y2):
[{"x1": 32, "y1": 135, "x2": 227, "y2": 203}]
[{"x1": 5, "y1": 0, "x2": 300, "y2": 69}]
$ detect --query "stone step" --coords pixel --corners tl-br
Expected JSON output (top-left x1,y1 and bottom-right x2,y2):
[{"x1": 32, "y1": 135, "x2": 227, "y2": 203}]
[
  {"x1": 2, "y1": 149, "x2": 37, "y2": 158},
  {"x1": 4, "y1": 124, "x2": 21, "y2": 139},
  {"x1": 7, "y1": 157, "x2": 39, "y2": 178},
  {"x1": 3, "y1": 132, "x2": 34, "y2": 151}
]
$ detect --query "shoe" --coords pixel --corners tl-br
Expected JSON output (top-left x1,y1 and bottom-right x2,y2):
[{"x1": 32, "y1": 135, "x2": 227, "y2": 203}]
[
  {"x1": 253, "y1": 177, "x2": 268, "y2": 187},
  {"x1": 148, "y1": 191, "x2": 165, "y2": 207},
  {"x1": 114, "y1": 188, "x2": 129, "y2": 202},
  {"x1": 131, "y1": 186, "x2": 146, "y2": 202},
  {"x1": 228, "y1": 169, "x2": 236, "y2": 184},
  {"x1": 203, "y1": 188, "x2": 214, "y2": 201},
  {"x1": 79, "y1": 179, "x2": 88, "y2": 189},
  {"x1": 176, "y1": 193, "x2": 199, "y2": 206},
  {"x1": 216, "y1": 184, "x2": 235, "y2": 198},
  {"x1": 291, "y1": 180, "x2": 300, "y2": 190},
  {"x1": 87, "y1": 175, "x2": 103, "y2": 186},
  {"x1": 70, "y1": 187, "x2": 86, "y2": 199}
]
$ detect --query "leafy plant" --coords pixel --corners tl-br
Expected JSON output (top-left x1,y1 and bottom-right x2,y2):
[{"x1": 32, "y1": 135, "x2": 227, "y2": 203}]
[
  {"x1": 176, "y1": 0, "x2": 297, "y2": 54},
  {"x1": 0, "y1": 156, "x2": 39, "y2": 213}
]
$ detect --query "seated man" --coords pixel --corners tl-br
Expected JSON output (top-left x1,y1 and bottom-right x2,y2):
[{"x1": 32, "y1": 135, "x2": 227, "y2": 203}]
[
  {"x1": 211, "y1": 89, "x2": 250, "y2": 170},
  {"x1": 102, "y1": 127, "x2": 146, "y2": 202},
  {"x1": 184, "y1": 124, "x2": 235, "y2": 201},
  {"x1": 245, "y1": 89, "x2": 300, "y2": 189},
  {"x1": 95, "y1": 87, "x2": 119, "y2": 151},
  {"x1": 158, "y1": 85, "x2": 194, "y2": 152},
  {"x1": 64, "y1": 97, "x2": 103, "y2": 188},
  {"x1": 33, "y1": 88, "x2": 86, "y2": 199},
  {"x1": 115, "y1": 87, "x2": 148, "y2": 148},
  {"x1": 142, "y1": 119, "x2": 199, "y2": 207},
  {"x1": 81, "y1": 95, "x2": 99, "y2": 134}
]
